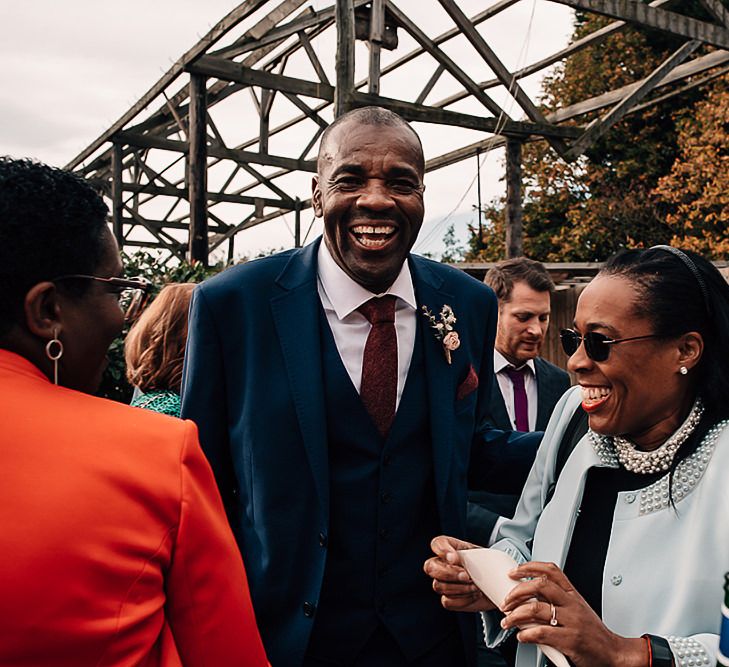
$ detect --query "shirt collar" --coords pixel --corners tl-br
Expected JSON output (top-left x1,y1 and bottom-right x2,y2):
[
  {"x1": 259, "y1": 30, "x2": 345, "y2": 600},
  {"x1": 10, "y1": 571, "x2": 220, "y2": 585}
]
[
  {"x1": 494, "y1": 349, "x2": 536, "y2": 375},
  {"x1": 317, "y1": 239, "x2": 416, "y2": 320}
]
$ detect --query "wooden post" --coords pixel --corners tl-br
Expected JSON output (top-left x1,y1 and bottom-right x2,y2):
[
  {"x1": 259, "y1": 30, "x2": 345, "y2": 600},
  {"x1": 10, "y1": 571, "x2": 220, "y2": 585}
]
[
  {"x1": 368, "y1": 0, "x2": 384, "y2": 94},
  {"x1": 111, "y1": 143, "x2": 124, "y2": 247},
  {"x1": 335, "y1": 0, "x2": 355, "y2": 117},
  {"x1": 188, "y1": 73, "x2": 209, "y2": 266},
  {"x1": 294, "y1": 197, "x2": 302, "y2": 247},
  {"x1": 505, "y1": 137, "x2": 523, "y2": 258}
]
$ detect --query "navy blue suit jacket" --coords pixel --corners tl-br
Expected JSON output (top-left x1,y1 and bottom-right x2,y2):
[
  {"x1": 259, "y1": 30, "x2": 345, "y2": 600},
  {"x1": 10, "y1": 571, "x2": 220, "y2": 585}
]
[
  {"x1": 180, "y1": 239, "x2": 541, "y2": 667},
  {"x1": 467, "y1": 357, "x2": 570, "y2": 545}
]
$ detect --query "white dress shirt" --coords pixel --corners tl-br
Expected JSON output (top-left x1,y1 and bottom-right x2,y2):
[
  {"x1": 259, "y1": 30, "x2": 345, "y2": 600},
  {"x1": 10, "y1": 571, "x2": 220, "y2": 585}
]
[
  {"x1": 316, "y1": 242, "x2": 417, "y2": 408},
  {"x1": 493, "y1": 350, "x2": 538, "y2": 432}
]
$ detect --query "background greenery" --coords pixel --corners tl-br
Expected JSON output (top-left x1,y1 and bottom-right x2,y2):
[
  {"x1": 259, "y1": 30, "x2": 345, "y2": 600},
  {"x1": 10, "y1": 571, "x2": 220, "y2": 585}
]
[{"x1": 466, "y1": 8, "x2": 729, "y2": 261}]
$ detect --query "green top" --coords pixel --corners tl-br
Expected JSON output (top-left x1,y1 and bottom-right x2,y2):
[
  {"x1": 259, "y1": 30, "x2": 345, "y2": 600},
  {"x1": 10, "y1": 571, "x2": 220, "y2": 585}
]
[{"x1": 130, "y1": 390, "x2": 181, "y2": 418}]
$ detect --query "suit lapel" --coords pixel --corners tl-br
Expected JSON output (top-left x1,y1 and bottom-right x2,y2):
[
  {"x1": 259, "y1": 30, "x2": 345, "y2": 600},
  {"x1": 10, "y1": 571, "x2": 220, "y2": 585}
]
[
  {"x1": 488, "y1": 375, "x2": 513, "y2": 430},
  {"x1": 410, "y1": 257, "x2": 455, "y2": 516},
  {"x1": 535, "y1": 358, "x2": 562, "y2": 430},
  {"x1": 271, "y1": 240, "x2": 329, "y2": 513}
]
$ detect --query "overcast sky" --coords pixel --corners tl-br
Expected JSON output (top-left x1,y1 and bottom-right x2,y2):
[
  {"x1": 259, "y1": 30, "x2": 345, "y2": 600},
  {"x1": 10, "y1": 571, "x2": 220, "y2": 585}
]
[{"x1": 0, "y1": 1, "x2": 575, "y2": 257}]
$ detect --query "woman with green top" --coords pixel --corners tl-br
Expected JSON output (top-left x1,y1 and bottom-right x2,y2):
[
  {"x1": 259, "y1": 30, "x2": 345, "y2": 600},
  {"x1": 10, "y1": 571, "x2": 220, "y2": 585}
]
[{"x1": 126, "y1": 283, "x2": 195, "y2": 417}]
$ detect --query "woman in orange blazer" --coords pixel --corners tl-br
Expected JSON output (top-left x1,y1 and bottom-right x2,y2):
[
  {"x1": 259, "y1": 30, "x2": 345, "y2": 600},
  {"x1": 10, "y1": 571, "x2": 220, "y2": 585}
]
[{"x1": 0, "y1": 157, "x2": 269, "y2": 667}]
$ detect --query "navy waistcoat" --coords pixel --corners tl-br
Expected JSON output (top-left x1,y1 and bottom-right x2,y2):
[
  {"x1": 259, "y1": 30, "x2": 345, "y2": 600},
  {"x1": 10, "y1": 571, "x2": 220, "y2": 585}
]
[{"x1": 306, "y1": 310, "x2": 456, "y2": 663}]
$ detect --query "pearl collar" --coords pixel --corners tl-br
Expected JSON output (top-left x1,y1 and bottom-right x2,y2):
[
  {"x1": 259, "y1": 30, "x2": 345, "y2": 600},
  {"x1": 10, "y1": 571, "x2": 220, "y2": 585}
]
[{"x1": 589, "y1": 398, "x2": 704, "y2": 475}]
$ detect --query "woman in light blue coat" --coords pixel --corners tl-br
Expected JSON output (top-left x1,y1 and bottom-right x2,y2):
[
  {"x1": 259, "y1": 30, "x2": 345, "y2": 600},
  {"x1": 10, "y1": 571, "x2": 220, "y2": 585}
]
[{"x1": 426, "y1": 246, "x2": 729, "y2": 667}]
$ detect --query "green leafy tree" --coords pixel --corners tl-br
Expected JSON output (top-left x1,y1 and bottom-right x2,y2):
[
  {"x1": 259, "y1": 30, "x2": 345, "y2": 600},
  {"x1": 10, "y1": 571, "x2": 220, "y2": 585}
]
[
  {"x1": 467, "y1": 9, "x2": 716, "y2": 262},
  {"x1": 440, "y1": 223, "x2": 466, "y2": 263}
]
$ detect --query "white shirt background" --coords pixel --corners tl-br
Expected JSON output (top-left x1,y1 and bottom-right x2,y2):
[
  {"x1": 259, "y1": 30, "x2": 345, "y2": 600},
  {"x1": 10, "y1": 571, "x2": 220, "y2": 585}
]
[{"x1": 316, "y1": 241, "x2": 417, "y2": 409}]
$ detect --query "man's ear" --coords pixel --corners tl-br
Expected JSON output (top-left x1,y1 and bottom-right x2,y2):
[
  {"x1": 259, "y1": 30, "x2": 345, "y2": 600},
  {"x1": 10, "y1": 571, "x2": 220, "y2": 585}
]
[
  {"x1": 677, "y1": 331, "x2": 703, "y2": 372},
  {"x1": 23, "y1": 282, "x2": 62, "y2": 339},
  {"x1": 312, "y1": 176, "x2": 323, "y2": 217}
]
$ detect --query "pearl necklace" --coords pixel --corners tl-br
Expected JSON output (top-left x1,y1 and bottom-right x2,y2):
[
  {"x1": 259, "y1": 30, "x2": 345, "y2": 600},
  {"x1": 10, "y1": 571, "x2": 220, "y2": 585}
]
[{"x1": 595, "y1": 398, "x2": 704, "y2": 474}]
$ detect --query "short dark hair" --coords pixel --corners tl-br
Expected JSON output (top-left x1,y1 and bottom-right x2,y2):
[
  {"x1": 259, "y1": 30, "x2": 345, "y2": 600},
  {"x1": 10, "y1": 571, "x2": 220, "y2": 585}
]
[
  {"x1": 317, "y1": 106, "x2": 424, "y2": 174},
  {"x1": 484, "y1": 257, "x2": 555, "y2": 302},
  {"x1": 0, "y1": 157, "x2": 109, "y2": 337}
]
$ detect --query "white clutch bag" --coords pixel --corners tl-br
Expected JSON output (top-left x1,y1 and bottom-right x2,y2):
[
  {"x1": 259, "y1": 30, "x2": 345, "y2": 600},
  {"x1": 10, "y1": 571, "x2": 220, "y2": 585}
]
[{"x1": 458, "y1": 548, "x2": 569, "y2": 667}]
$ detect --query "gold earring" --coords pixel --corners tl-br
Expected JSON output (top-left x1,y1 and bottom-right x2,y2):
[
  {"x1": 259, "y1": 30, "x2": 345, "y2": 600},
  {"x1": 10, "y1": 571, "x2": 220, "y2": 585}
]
[{"x1": 45, "y1": 328, "x2": 64, "y2": 385}]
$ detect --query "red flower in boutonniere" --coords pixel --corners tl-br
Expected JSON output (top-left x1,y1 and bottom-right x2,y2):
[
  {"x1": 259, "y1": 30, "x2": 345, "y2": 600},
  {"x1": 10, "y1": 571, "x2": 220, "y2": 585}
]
[{"x1": 421, "y1": 304, "x2": 460, "y2": 364}]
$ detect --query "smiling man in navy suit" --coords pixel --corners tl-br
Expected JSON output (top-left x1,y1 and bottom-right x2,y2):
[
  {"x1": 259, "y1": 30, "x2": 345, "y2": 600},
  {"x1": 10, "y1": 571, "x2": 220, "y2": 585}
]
[{"x1": 181, "y1": 107, "x2": 539, "y2": 667}]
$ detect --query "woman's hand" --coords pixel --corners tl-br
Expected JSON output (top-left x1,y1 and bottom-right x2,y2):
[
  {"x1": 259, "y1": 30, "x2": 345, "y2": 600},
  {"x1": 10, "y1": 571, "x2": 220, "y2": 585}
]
[
  {"x1": 423, "y1": 535, "x2": 496, "y2": 612},
  {"x1": 501, "y1": 562, "x2": 647, "y2": 667}
]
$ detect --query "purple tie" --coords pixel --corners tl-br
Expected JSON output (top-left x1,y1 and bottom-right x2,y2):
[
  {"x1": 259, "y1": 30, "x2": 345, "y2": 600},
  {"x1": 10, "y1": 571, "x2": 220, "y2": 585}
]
[{"x1": 504, "y1": 366, "x2": 529, "y2": 432}]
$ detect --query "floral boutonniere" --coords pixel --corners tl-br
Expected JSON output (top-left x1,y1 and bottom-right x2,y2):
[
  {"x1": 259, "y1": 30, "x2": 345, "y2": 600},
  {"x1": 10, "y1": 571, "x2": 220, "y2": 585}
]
[{"x1": 421, "y1": 304, "x2": 460, "y2": 364}]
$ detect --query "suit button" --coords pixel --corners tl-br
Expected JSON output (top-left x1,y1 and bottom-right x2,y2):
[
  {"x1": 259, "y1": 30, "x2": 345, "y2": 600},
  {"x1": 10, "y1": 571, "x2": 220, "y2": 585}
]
[
  {"x1": 610, "y1": 574, "x2": 622, "y2": 586},
  {"x1": 380, "y1": 491, "x2": 392, "y2": 504},
  {"x1": 383, "y1": 454, "x2": 391, "y2": 466},
  {"x1": 231, "y1": 486, "x2": 239, "y2": 497},
  {"x1": 319, "y1": 532, "x2": 328, "y2": 548},
  {"x1": 378, "y1": 528, "x2": 389, "y2": 540},
  {"x1": 303, "y1": 602, "x2": 316, "y2": 617},
  {"x1": 625, "y1": 493, "x2": 636, "y2": 504}
]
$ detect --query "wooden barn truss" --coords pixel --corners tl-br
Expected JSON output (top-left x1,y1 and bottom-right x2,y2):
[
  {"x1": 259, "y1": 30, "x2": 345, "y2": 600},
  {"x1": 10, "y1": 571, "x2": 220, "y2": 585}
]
[{"x1": 65, "y1": 0, "x2": 729, "y2": 264}]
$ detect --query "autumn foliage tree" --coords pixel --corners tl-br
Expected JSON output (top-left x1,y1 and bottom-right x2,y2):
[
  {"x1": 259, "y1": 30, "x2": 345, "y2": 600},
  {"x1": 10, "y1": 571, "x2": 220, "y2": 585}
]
[{"x1": 468, "y1": 9, "x2": 727, "y2": 261}]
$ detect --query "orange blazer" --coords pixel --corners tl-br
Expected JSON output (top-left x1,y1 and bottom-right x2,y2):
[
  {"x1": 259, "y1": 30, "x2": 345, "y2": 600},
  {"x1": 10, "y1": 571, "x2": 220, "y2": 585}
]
[{"x1": 0, "y1": 350, "x2": 268, "y2": 667}]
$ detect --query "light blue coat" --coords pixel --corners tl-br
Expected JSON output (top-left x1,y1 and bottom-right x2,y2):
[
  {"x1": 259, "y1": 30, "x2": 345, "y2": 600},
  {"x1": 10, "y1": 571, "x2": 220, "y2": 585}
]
[{"x1": 485, "y1": 386, "x2": 729, "y2": 667}]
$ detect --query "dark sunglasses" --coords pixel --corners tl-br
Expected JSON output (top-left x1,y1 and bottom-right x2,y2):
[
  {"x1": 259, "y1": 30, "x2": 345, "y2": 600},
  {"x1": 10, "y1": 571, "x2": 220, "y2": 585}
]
[
  {"x1": 52, "y1": 274, "x2": 152, "y2": 323},
  {"x1": 559, "y1": 328, "x2": 663, "y2": 362}
]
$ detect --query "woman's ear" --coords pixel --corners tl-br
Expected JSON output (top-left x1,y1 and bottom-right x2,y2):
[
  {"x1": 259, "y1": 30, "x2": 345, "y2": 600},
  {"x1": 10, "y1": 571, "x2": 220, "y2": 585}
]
[
  {"x1": 677, "y1": 331, "x2": 703, "y2": 372},
  {"x1": 23, "y1": 282, "x2": 62, "y2": 339}
]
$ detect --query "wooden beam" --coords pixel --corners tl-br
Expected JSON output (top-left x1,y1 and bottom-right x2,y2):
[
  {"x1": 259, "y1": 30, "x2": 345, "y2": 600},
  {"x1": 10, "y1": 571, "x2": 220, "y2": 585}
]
[
  {"x1": 415, "y1": 65, "x2": 445, "y2": 105},
  {"x1": 549, "y1": 0, "x2": 729, "y2": 49},
  {"x1": 188, "y1": 73, "x2": 209, "y2": 265},
  {"x1": 298, "y1": 29, "x2": 330, "y2": 85},
  {"x1": 505, "y1": 138, "x2": 523, "y2": 259},
  {"x1": 122, "y1": 182, "x2": 298, "y2": 208},
  {"x1": 349, "y1": 91, "x2": 583, "y2": 138},
  {"x1": 335, "y1": 0, "x2": 356, "y2": 116},
  {"x1": 65, "y1": 0, "x2": 270, "y2": 169},
  {"x1": 211, "y1": 0, "x2": 370, "y2": 58},
  {"x1": 565, "y1": 39, "x2": 701, "y2": 158},
  {"x1": 386, "y1": 2, "x2": 507, "y2": 119},
  {"x1": 188, "y1": 55, "x2": 335, "y2": 101},
  {"x1": 116, "y1": 131, "x2": 317, "y2": 172},
  {"x1": 111, "y1": 143, "x2": 124, "y2": 246},
  {"x1": 368, "y1": 0, "x2": 385, "y2": 94},
  {"x1": 548, "y1": 48, "x2": 729, "y2": 123},
  {"x1": 433, "y1": 0, "x2": 676, "y2": 111},
  {"x1": 436, "y1": 0, "x2": 569, "y2": 158}
]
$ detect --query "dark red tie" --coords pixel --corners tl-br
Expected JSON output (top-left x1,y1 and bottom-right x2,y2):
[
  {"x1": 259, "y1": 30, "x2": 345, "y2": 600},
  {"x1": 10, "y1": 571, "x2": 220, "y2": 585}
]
[
  {"x1": 504, "y1": 366, "x2": 529, "y2": 432},
  {"x1": 358, "y1": 295, "x2": 398, "y2": 437}
]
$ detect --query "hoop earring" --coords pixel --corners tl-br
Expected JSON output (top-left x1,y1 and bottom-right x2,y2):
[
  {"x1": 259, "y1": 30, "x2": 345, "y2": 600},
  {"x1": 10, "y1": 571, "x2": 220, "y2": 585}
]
[
  {"x1": 679, "y1": 366, "x2": 688, "y2": 376},
  {"x1": 45, "y1": 328, "x2": 64, "y2": 386}
]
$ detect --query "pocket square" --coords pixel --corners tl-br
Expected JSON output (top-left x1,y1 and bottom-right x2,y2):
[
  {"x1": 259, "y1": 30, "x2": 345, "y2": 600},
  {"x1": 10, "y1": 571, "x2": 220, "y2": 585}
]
[{"x1": 456, "y1": 364, "x2": 479, "y2": 401}]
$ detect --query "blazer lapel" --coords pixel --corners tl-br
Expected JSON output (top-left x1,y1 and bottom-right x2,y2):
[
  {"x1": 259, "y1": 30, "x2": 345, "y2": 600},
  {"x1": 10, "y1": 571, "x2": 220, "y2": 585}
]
[
  {"x1": 410, "y1": 257, "x2": 456, "y2": 517},
  {"x1": 270, "y1": 240, "x2": 329, "y2": 513},
  {"x1": 488, "y1": 375, "x2": 513, "y2": 430}
]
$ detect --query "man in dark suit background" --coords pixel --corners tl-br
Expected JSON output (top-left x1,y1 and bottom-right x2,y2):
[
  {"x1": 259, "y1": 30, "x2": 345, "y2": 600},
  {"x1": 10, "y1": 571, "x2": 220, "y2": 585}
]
[
  {"x1": 181, "y1": 107, "x2": 539, "y2": 667},
  {"x1": 467, "y1": 258, "x2": 570, "y2": 547}
]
